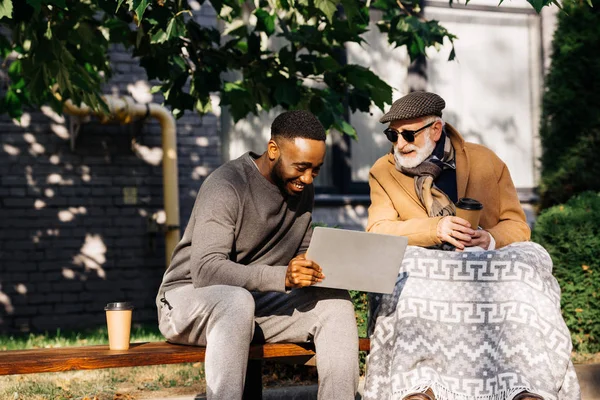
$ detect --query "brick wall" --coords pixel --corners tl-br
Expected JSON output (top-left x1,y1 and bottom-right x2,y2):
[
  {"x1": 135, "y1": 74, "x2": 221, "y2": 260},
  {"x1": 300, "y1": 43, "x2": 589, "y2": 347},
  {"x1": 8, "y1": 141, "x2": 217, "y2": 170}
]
[{"x1": 0, "y1": 5, "x2": 221, "y2": 333}]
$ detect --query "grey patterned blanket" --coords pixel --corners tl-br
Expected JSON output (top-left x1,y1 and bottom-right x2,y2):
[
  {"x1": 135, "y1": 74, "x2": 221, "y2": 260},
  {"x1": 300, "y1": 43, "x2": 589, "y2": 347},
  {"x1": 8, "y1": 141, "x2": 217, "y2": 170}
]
[{"x1": 363, "y1": 242, "x2": 581, "y2": 400}]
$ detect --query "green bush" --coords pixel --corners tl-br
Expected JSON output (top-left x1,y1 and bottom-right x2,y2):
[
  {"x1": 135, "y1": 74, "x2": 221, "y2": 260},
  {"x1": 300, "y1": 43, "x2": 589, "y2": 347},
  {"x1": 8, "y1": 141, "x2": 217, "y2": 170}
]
[
  {"x1": 532, "y1": 191, "x2": 600, "y2": 353},
  {"x1": 538, "y1": 0, "x2": 600, "y2": 209}
]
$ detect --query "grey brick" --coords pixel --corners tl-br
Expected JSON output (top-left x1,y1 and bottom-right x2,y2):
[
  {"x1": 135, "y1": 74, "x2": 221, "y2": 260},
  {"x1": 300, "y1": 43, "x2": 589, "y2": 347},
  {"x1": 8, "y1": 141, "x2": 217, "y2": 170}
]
[
  {"x1": 44, "y1": 293, "x2": 62, "y2": 303},
  {"x1": 79, "y1": 292, "x2": 96, "y2": 302},
  {"x1": 3, "y1": 198, "x2": 35, "y2": 207},
  {"x1": 35, "y1": 282, "x2": 52, "y2": 292},
  {"x1": 89, "y1": 177, "x2": 112, "y2": 186},
  {"x1": 85, "y1": 280, "x2": 113, "y2": 291},
  {"x1": 14, "y1": 318, "x2": 31, "y2": 332},
  {"x1": 52, "y1": 281, "x2": 84, "y2": 292},
  {"x1": 16, "y1": 306, "x2": 40, "y2": 316},
  {"x1": 38, "y1": 305, "x2": 53, "y2": 314},
  {"x1": 62, "y1": 293, "x2": 79, "y2": 302},
  {"x1": 8, "y1": 188, "x2": 26, "y2": 197},
  {"x1": 11, "y1": 273, "x2": 28, "y2": 281},
  {"x1": 54, "y1": 303, "x2": 85, "y2": 314}
]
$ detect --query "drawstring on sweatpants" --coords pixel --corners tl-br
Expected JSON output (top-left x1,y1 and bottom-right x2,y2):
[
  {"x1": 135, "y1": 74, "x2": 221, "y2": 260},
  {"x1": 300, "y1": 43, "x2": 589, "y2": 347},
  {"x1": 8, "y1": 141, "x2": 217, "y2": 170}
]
[{"x1": 160, "y1": 296, "x2": 173, "y2": 310}]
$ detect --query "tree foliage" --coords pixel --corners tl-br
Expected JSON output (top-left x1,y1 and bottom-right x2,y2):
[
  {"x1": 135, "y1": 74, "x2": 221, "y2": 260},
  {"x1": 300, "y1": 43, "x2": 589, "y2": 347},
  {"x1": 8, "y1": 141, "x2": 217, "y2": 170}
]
[
  {"x1": 1, "y1": 0, "x2": 552, "y2": 135},
  {"x1": 537, "y1": 0, "x2": 600, "y2": 209}
]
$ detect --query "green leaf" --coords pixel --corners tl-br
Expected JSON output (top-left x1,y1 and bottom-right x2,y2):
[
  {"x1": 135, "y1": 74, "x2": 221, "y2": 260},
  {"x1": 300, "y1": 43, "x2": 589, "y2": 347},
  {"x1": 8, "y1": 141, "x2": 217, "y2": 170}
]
[
  {"x1": 527, "y1": 0, "x2": 544, "y2": 13},
  {"x1": 0, "y1": 0, "x2": 13, "y2": 20},
  {"x1": 448, "y1": 46, "x2": 456, "y2": 61},
  {"x1": 4, "y1": 89, "x2": 23, "y2": 119},
  {"x1": 314, "y1": 0, "x2": 339, "y2": 22},
  {"x1": 150, "y1": 29, "x2": 168, "y2": 44},
  {"x1": 274, "y1": 79, "x2": 301, "y2": 106},
  {"x1": 26, "y1": 0, "x2": 42, "y2": 13},
  {"x1": 133, "y1": 0, "x2": 151, "y2": 21},
  {"x1": 116, "y1": 0, "x2": 126, "y2": 12},
  {"x1": 195, "y1": 98, "x2": 212, "y2": 114},
  {"x1": 336, "y1": 119, "x2": 358, "y2": 140},
  {"x1": 166, "y1": 15, "x2": 186, "y2": 40},
  {"x1": 254, "y1": 9, "x2": 275, "y2": 36}
]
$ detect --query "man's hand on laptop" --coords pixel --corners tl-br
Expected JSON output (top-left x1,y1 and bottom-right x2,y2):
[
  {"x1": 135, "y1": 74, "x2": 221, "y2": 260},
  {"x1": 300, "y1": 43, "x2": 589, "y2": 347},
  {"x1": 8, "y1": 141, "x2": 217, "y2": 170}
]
[{"x1": 285, "y1": 253, "x2": 325, "y2": 289}]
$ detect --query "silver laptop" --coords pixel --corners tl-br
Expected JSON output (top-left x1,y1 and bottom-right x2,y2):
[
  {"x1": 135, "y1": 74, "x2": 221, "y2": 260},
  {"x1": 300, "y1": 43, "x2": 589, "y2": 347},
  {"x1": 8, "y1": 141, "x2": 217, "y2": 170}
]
[{"x1": 306, "y1": 227, "x2": 408, "y2": 294}]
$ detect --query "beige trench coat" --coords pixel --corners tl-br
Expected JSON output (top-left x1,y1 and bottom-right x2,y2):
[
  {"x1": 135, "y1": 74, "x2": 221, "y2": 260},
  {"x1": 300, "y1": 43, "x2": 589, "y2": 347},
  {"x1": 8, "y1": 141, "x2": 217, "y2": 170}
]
[{"x1": 367, "y1": 124, "x2": 531, "y2": 249}]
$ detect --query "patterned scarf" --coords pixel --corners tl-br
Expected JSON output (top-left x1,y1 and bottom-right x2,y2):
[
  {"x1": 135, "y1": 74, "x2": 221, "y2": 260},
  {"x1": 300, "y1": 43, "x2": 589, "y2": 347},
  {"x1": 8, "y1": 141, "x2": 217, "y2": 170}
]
[{"x1": 396, "y1": 129, "x2": 457, "y2": 217}]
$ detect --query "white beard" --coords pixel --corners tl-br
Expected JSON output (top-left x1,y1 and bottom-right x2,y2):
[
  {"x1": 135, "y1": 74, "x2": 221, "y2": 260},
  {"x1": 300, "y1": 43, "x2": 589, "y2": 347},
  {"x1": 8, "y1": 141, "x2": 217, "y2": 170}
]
[{"x1": 393, "y1": 135, "x2": 437, "y2": 169}]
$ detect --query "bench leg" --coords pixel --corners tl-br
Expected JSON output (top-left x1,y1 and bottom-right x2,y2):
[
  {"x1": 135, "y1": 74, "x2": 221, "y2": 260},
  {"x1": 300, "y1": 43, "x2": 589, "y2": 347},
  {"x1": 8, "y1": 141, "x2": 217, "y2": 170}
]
[{"x1": 242, "y1": 359, "x2": 263, "y2": 399}]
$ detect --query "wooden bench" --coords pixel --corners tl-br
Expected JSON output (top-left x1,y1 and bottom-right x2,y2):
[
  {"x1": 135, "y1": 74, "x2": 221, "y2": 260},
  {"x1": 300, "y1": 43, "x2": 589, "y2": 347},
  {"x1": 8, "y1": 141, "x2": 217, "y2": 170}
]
[{"x1": 0, "y1": 338, "x2": 371, "y2": 375}]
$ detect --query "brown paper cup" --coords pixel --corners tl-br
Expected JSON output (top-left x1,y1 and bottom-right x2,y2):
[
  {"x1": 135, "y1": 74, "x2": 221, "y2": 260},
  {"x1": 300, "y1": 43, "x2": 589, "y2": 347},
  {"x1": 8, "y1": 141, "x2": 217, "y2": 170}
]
[
  {"x1": 455, "y1": 198, "x2": 483, "y2": 229},
  {"x1": 105, "y1": 302, "x2": 134, "y2": 350}
]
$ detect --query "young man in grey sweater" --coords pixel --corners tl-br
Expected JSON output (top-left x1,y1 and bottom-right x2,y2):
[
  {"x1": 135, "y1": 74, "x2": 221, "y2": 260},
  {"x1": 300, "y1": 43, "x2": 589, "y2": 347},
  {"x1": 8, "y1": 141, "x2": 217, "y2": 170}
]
[{"x1": 156, "y1": 110, "x2": 359, "y2": 400}]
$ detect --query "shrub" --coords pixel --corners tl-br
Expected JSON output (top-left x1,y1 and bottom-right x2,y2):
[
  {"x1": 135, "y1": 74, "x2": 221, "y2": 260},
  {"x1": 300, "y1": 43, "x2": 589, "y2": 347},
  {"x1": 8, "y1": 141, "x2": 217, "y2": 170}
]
[
  {"x1": 538, "y1": 0, "x2": 600, "y2": 209},
  {"x1": 532, "y1": 191, "x2": 600, "y2": 353}
]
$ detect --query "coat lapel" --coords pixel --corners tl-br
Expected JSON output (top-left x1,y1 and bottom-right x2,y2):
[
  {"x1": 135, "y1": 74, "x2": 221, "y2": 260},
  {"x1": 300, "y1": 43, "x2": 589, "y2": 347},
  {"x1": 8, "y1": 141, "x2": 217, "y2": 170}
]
[
  {"x1": 446, "y1": 124, "x2": 469, "y2": 199},
  {"x1": 385, "y1": 154, "x2": 424, "y2": 208}
]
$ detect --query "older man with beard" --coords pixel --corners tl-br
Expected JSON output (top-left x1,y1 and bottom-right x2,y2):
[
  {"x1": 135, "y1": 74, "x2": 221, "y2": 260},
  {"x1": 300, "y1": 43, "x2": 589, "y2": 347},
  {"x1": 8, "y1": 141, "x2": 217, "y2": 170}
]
[
  {"x1": 367, "y1": 91, "x2": 530, "y2": 250},
  {"x1": 363, "y1": 92, "x2": 580, "y2": 400}
]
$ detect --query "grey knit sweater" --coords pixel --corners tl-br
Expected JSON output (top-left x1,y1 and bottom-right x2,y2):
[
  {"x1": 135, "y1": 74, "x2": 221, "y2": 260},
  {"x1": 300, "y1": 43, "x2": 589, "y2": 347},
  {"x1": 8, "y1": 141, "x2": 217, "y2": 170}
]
[{"x1": 158, "y1": 152, "x2": 314, "y2": 295}]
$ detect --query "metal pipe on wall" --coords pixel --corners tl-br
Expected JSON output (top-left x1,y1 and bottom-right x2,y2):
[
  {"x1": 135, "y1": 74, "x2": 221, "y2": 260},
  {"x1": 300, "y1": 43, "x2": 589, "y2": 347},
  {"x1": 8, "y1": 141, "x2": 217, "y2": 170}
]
[{"x1": 63, "y1": 96, "x2": 180, "y2": 268}]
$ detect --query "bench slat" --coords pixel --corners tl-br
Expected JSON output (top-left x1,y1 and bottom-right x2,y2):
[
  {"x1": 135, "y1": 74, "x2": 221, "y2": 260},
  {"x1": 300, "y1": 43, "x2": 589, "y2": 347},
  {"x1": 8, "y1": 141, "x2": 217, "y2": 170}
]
[{"x1": 0, "y1": 339, "x2": 370, "y2": 375}]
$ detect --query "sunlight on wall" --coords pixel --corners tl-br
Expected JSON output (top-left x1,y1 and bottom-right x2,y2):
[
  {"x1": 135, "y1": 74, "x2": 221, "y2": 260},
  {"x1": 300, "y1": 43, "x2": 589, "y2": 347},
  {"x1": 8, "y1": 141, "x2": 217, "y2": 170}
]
[
  {"x1": 3, "y1": 144, "x2": 20, "y2": 155},
  {"x1": 25, "y1": 166, "x2": 37, "y2": 187},
  {"x1": 23, "y1": 133, "x2": 45, "y2": 156},
  {"x1": 41, "y1": 106, "x2": 65, "y2": 124},
  {"x1": 51, "y1": 123, "x2": 70, "y2": 140},
  {"x1": 196, "y1": 137, "x2": 209, "y2": 146},
  {"x1": 0, "y1": 286, "x2": 14, "y2": 315},
  {"x1": 132, "y1": 140, "x2": 163, "y2": 166},
  {"x1": 127, "y1": 80, "x2": 153, "y2": 104},
  {"x1": 188, "y1": 0, "x2": 201, "y2": 10},
  {"x1": 153, "y1": 210, "x2": 166, "y2": 225},
  {"x1": 13, "y1": 112, "x2": 31, "y2": 127},
  {"x1": 47, "y1": 173, "x2": 74, "y2": 185},
  {"x1": 71, "y1": 234, "x2": 107, "y2": 279},
  {"x1": 32, "y1": 229, "x2": 57, "y2": 244},
  {"x1": 58, "y1": 206, "x2": 87, "y2": 223},
  {"x1": 192, "y1": 166, "x2": 208, "y2": 180},
  {"x1": 79, "y1": 165, "x2": 91, "y2": 182},
  {"x1": 15, "y1": 284, "x2": 27, "y2": 295}
]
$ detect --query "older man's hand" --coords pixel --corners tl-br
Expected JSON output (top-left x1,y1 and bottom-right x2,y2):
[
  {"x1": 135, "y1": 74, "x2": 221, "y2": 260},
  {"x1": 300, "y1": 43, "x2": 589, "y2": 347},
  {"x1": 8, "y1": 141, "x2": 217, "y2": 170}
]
[
  {"x1": 465, "y1": 229, "x2": 492, "y2": 249},
  {"x1": 437, "y1": 216, "x2": 476, "y2": 250}
]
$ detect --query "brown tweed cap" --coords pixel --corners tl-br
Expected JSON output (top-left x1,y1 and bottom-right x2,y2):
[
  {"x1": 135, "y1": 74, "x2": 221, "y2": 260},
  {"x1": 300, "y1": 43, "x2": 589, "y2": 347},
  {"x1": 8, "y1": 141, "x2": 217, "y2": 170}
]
[{"x1": 379, "y1": 91, "x2": 445, "y2": 123}]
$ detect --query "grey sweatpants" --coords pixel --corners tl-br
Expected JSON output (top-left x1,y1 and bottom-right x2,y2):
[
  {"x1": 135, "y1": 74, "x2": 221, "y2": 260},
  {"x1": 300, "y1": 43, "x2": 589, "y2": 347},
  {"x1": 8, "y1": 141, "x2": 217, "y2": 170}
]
[{"x1": 157, "y1": 285, "x2": 359, "y2": 400}]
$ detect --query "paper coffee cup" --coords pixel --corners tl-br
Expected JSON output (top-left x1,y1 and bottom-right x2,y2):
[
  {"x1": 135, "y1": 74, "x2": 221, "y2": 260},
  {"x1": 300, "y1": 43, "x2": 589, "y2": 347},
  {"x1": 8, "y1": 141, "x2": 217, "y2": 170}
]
[
  {"x1": 105, "y1": 302, "x2": 134, "y2": 350},
  {"x1": 455, "y1": 197, "x2": 483, "y2": 229}
]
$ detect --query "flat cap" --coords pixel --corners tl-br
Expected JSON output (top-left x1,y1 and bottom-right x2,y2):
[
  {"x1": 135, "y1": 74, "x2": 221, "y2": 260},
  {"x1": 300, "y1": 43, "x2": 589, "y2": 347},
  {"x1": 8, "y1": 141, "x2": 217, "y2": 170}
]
[{"x1": 379, "y1": 91, "x2": 445, "y2": 123}]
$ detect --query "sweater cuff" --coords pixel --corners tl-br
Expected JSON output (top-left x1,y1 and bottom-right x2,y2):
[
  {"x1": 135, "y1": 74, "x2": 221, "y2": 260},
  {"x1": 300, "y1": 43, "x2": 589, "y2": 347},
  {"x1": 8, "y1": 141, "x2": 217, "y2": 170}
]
[
  {"x1": 429, "y1": 216, "x2": 443, "y2": 244},
  {"x1": 259, "y1": 265, "x2": 288, "y2": 292},
  {"x1": 486, "y1": 232, "x2": 496, "y2": 250}
]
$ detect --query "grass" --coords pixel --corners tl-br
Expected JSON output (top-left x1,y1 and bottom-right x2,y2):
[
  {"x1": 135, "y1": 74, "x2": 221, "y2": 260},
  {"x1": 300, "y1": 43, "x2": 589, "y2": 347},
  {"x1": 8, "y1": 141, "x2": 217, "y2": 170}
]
[
  {"x1": 0, "y1": 324, "x2": 322, "y2": 400},
  {"x1": 0, "y1": 325, "x2": 206, "y2": 400},
  {"x1": 0, "y1": 325, "x2": 164, "y2": 351}
]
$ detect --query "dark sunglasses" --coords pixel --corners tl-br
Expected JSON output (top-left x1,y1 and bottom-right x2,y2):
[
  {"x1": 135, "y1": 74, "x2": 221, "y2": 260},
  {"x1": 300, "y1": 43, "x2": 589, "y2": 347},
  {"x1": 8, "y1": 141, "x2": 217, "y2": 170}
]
[{"x1": 383, "y1": 121, "x2": 435, "y2": 143}]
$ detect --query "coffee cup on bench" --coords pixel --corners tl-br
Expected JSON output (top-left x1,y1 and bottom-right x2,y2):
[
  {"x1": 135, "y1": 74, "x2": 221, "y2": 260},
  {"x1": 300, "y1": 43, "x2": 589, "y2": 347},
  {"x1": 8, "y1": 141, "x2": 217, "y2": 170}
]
[
  {"x1": 105, "y1": 302, "x2": 134, "y2": 350},
  {"x1": 455, "y1": 197, "x2": 483, "y2": 229}
]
